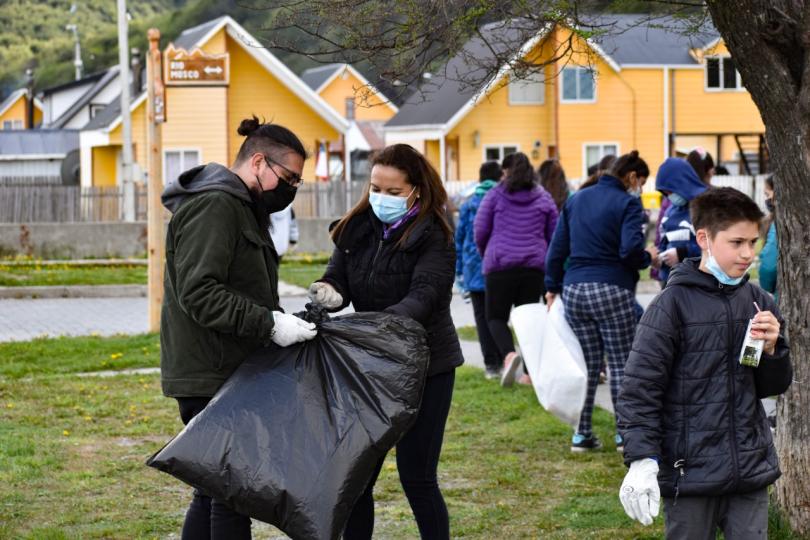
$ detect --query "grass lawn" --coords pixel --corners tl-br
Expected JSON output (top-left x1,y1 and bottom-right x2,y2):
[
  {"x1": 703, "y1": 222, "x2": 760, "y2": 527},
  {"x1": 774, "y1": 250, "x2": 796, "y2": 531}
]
[
  {"x1": 0, "y1": 261, "x2": 327, "y2": 290},
  {"x1": 0, "y1": 334, "x2": 798, "y2": 539},
  {"x1": 0, "y1": 264, "x2": 147, "y2": 287}
]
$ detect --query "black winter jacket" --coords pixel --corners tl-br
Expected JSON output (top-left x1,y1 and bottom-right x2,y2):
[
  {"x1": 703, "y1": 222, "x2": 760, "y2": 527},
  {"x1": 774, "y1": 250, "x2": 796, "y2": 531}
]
[
  {"x1": 617, "y1": 259, "x2": 792, "y2": 498},
  {"x1": 320, "y1": 208, "x2": 464, "y2": 377}
]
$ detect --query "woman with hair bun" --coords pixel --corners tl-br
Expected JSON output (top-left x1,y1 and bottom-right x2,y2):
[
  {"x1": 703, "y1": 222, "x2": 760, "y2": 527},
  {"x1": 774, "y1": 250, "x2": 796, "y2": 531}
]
[
  {"x1": 544, "y1": 150, "x2": 657, "y2": 453},
  {"x1": 160, "y1": 115, "x2": 316, "y2": 539}
]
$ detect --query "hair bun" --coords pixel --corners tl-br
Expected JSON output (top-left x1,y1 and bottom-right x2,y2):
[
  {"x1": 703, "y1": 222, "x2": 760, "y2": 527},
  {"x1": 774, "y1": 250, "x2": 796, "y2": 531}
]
[
  {"x1": 628, "y1": 150, "x2": 640, "y2": 159},
  {"x1": 237, "y1": 115, "x2": 261, "y2": 137}
]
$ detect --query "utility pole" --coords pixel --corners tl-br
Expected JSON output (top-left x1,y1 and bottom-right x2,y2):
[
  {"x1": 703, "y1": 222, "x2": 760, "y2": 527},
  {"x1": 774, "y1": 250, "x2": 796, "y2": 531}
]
[
  {"x1": 146, "y1": 28, "x2": 165, "y2": 332},
  {"x1": 117, "y1": 0, "x2": 136, "y2": 222},
  {"x1": 65, "y1": 24, "x2": 83, "y2": 81},
  {"x1": 24, "y1": 68, "x2": 34, "y2": 129}
]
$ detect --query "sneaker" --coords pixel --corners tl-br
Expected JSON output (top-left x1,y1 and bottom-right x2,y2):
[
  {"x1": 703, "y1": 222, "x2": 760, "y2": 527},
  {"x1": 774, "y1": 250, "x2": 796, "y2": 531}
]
[
  {"x1": 484, "y1": 367, "x2": 501, "y2": 380},
  {"x1": 500, "y1": 352, "x2": 522, "y2": 388},
  {"x1": 615, "y1": 434, "x2": 624, "y2": 453},
  {"x1": 571, "y1": 433, "x2": 602, "y2": 452}
]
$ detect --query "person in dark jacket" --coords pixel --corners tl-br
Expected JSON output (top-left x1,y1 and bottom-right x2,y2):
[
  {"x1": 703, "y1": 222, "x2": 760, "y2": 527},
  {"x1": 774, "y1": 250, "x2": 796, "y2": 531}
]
[
  {"x1": 160, "y1": 116, "x2": 317, "y2": 539},
  {"x1": 474, "y1": 152, "x2": 559, "y2": 387},
  {"x1": 308, "y1": 144, "x2": 462, "y2": 540},
  {"x1": 455, "y1": 160, "x2": 501, "y2": 378},
  {"x1": 655, "y1": 157, "x2": 708, "y2": 284},
  {"x1": 617, "y1": 187, "x2": 792, "y2": 538},
  {"x1": 545, "y1": 151, "x2": 657, "y2": 452}
]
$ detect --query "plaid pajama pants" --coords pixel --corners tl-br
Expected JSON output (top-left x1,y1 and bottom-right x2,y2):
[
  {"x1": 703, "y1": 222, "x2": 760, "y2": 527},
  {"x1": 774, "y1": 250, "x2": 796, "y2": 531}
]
[{"x1": 562, "y1": 282, "x2": 637, "y2": 437}]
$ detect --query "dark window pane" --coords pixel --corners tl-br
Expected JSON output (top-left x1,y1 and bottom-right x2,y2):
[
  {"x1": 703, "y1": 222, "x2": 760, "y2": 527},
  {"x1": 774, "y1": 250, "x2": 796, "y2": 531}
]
[
  {"x1": 723, "y1": 57, "x2": 737, "y2": 89},
  {"x1": 562, "y1": 68, "x2": 578, "y2": 100},
  {"x1": 485, "y1": 148, "x2": 500, "y2": 161},
  {"x1": 706, "y1": 58, "x2": 720, "y2": 88}
]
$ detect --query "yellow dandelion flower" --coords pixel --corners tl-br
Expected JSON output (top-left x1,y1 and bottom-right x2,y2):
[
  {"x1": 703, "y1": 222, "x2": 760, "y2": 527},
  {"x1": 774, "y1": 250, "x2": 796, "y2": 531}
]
[
  {"x1": 6, "y1": 403, "x2": 14, "y2": 409},
  {"x1": 125, "y1": 420, "x2": 132, "y2": 425},
  {"x1": 63, "y1": 430, "x2": 70, "y2": 437},
  {"x1": 84, "y1": 416, "x2": 93, "y2": 422}
]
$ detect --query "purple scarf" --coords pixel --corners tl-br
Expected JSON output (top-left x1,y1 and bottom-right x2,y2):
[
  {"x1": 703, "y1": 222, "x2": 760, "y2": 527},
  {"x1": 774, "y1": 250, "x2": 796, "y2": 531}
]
[{"x1": 383, "y1": 203, "x2": 421, "y2": 239}]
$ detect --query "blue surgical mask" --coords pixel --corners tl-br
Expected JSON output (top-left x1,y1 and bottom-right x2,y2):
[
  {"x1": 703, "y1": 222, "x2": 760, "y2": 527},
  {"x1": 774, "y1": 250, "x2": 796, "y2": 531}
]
[
  {"x1": 705, "y1": 241, "x2": 747, "y2": 286},
  {"x1": 668, "y1": 192, "x2": 688, "y2": 207},
  {"x1": 369, "y1": 187, "x2": 415, "y2": 224}
]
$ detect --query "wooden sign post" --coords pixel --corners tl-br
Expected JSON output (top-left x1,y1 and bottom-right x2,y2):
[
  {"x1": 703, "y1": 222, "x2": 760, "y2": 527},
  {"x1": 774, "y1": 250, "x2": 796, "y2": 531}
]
[
  {"x1": 146, "y1": 28, "x2": 165, "y2": 332},
  {"x1": 163, "y1": 45, "x2": 230, "y2": 86}
]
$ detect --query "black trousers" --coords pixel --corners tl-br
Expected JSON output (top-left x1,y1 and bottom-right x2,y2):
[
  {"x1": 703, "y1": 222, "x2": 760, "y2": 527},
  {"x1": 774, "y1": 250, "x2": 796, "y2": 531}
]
[
  {"x1": 485, "y1": 268, "x2": 545, "y2": 359},
  {"x1": 176, "y1": 397, "x2": 252, "y2": 540},
  {"x1": 469, "y1": 291, "x2": 501, "y2": 370},
  {"x1": 663, "y1": 488, "x2": 768, "y2": 540},
  {"x1": 343, "y1": 370, "x2": 456, "y2": 540}
]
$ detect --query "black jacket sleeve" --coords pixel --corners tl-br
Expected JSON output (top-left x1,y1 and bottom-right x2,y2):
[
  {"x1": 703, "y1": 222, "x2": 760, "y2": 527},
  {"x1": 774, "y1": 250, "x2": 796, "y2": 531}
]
[
  {"x1": 752, "y1": 290, "x2": 792, "y2": 398},
  {"x1": 318, "y1": 245, "x2": 352, "y2": 312},
  {"x1": 383, "y1": 230, "x2": 455, "y2": 327},
  {"x1": 616, "y1": 293, "x2": 681, "y2": 466}
]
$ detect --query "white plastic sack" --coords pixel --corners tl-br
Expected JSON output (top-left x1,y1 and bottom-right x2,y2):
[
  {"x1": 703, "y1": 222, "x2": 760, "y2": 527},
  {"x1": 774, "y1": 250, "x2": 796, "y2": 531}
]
[{"x1": 511, "y1": 301, "x2": 587, "y2": 428}]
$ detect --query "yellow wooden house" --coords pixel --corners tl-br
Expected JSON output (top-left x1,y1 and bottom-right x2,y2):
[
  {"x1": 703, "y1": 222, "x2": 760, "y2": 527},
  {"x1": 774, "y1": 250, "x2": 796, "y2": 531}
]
[
  {"x1": 0, "y1": 89, "x2": 43, "y2": 130},
  {"x1": 384, "y1": 15, "x2": 765, "y2": 184},
  {"x1": 301, "y1": 63, "x2": 397, "y2": 122},
  {"x1": 79, "y1": 16, "x2": 348, "y2": 187}
]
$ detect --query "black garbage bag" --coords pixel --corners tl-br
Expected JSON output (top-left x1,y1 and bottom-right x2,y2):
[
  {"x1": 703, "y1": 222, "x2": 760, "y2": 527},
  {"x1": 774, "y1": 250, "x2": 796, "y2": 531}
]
[{"x1": 146, "y1": 306, "x2": 429, "y2": 540}]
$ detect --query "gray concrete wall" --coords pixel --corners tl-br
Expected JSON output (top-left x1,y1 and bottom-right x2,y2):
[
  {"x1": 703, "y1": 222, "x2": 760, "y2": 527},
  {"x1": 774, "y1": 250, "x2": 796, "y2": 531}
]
[{"x1": 0, "y1": 218, "x2": 336, "y2": 259}]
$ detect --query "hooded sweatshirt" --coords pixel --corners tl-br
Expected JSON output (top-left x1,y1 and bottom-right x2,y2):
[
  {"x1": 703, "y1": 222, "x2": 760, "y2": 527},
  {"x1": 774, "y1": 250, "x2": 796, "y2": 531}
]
[
  {"x1": 473, "y1": 182, "x2": 559, "y2": 275},
  {"x1": 655, "y1": 158, "x2": 708, "y2": 283},
  {"x1": 160, "y1": 163, "x2": 280, "y2": 397}
]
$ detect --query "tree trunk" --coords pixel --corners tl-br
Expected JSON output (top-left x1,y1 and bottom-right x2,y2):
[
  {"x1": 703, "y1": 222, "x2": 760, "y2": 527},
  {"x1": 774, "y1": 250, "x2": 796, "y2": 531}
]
[{"x1": 707, "y1": 1, "x2": 810, "y2": 534}]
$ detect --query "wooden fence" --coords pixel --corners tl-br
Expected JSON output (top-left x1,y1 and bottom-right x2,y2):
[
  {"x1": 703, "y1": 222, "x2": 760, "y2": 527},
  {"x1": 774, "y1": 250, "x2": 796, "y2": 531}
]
[{"x1": 0, "y1": 185, "x2": 148, "y2": 223}]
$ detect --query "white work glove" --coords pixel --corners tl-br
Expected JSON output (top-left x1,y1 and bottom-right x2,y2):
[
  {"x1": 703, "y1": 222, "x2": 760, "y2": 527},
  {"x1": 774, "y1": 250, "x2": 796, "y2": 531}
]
[
  {"x1": 619, "y1": 458, "x2": 660, "y2": 526},
  {"x1": 270, "y1": 311, "x2": 317, "y2": 347},
  {"x1": 308, "y1": 282, "x2": 343, "y2": 309},
  {"x1": 658, "y1": 248, "x2": 679, "y2": 267}
]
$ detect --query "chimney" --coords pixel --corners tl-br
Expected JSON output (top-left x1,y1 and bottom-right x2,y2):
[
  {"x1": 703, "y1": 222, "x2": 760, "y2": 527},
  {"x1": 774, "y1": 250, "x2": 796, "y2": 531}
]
[
  {"x1": 130, "y1": 47, "x2": 142, "y2": 95},
  {"x1": 25, "y1": 68, "x2": 35, "y2": 129}
]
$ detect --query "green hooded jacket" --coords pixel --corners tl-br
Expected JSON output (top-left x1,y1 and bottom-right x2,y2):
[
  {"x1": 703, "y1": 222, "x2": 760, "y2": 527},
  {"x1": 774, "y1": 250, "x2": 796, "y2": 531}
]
[{"x1": 160, "y1": 163, "x2": 280, "y2": 397}]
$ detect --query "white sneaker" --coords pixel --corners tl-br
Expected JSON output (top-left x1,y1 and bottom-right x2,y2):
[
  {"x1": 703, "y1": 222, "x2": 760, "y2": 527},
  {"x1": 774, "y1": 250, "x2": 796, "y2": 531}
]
[{"x1": 500, "y1": 352, "x2": 522, "y2": 388}]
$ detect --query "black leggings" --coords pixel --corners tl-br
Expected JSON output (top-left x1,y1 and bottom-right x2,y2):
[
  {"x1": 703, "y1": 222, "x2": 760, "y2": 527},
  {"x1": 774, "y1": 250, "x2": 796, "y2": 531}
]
[
  {"x1": 176, "y1": 397, "x2": 252, "y2": 540},
  {"x1": 485, "y1": 267, "x2": 545, "y2": 359},
  {"x1": 343, "y1": 370, "x2": 456, "y2": 540},
  {"x1": 470, "y1": 291, "x2": 501, "y2": 370}
]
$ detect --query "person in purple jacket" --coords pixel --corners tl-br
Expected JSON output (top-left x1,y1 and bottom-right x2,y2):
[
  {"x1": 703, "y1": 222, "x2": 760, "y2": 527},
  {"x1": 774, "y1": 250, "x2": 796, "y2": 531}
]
[
  {"x1": 544, "y1": 151, "x2": 658, "y2": 453},
  {"x1": 474, "y1": 152, "x2": 559, "y2": 387}
]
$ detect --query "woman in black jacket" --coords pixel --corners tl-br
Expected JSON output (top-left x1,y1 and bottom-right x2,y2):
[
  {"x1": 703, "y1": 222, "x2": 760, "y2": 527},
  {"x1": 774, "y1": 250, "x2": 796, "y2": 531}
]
[{"x1": 308, "y1": 144, "x2": 463, "y2": 540}]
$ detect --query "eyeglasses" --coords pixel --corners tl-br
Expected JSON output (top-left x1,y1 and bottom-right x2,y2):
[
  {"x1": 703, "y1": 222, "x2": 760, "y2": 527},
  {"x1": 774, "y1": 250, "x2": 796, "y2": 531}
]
[{"x1": 264, "y1": 156, "x2": 304, "y2": 187}]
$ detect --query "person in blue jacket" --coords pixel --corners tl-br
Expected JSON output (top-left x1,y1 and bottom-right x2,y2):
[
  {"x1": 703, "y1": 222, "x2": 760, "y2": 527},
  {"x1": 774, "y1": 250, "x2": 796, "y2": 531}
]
[
  {"x1": 655, "y1": 157, "x2": 708, "y2": 284},
  {"x1": 759, "y1": 175, "x2": 778, "y2": 295},
  {"x1": 455, "y1": 161, "x2": 502, "y2": 378}
]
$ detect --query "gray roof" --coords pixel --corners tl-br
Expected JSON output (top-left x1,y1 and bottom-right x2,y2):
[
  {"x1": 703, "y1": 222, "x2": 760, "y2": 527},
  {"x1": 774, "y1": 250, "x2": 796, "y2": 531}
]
[
  {"x1": 174, "y1": 16, "x2": 229, "y2": 50},
  {"x1": 50, "y1": 67, "x2": 119, "y2": 128},
  {"x1": 587, "y1": 14, "x2": 717, "y2": 66},
  {"x1": 386, "y1": 15, "x2": 719, "y2": 128},
  {"x1": 40, "y1": 69, "x2": 107, "y2": 97},
  {"x1": 0, "y1": 129, "x2": 79, "y2": 156},
  {"x1": 300, "y1": 64, "x2": 344, "y2": 91}
]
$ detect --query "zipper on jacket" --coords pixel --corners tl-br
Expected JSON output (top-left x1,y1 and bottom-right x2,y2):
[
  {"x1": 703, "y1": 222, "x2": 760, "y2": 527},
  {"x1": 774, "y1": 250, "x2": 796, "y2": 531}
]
[
  {"x1": 673, "y1": 459, "x2": 686, "y2": 505},
  {"x1": 367, "y1": 239, "x2": 384, "y2": 294},
  {"x1": 722, "y1": 292, "x2": 741, "y2": 492}
]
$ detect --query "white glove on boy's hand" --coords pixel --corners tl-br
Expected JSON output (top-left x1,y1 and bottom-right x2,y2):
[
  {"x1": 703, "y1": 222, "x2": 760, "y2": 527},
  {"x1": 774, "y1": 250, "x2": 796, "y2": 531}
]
[
  {"x1": 619, "y1": 458, "x2": 660, "y2": 526},
  {"x1": 270, "y1": 311, "x2": 317, "y2": 347},
  {"x1": 308, "y1": 282, "x2": 343, "y2": 309}
]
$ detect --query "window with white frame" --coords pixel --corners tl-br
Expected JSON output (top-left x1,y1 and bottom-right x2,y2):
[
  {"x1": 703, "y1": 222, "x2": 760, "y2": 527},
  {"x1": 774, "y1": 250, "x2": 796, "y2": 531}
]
[
  {"x1": 705, "y1": 56, "x2": 742, "y2": 90},
  {"x1": 508, "y1": 71, "x2": 545, "y2": 105},
  {"x1": 164, "y1": 149, "x2": 201, "y2": 185},
  {"x1": 2, "y1": 121, "x2": 12, "y2": 130},
  {"x1": 561, "y1": 67, "x2": 596, "y2": 102},
  {"x1": 484, "y1": 144, "x2": 519, "y2": 163},
  {"x1": 584, "y1": 143, "x2": 619, "y2": 177}
]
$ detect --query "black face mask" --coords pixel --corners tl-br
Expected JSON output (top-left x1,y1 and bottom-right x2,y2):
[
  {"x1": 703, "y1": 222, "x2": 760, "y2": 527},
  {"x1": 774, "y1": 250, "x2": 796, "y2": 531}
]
[
  {"x1": 258, "y1": 176, "x2": 298, "y2": 214},
  {"x1": 765, "y1": 198, "x2": 775, "y2": 214}
]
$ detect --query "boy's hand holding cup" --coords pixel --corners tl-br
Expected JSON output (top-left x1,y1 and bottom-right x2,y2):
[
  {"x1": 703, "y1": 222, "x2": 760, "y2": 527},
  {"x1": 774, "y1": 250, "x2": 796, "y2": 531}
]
[{"x1": 751, "y1": 309, "x2": 779, "y2": 356}]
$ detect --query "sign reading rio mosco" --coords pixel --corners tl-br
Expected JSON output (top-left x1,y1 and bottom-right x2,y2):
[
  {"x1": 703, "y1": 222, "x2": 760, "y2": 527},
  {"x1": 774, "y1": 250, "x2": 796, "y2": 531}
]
[{"x1": 163, "y1": 45, "x2": 230, "y2": 86}]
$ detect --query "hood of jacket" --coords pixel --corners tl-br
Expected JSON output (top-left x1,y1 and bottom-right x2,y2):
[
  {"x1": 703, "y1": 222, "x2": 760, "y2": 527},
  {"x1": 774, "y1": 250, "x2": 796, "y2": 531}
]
[
  {"x1": 492, "y1": 182, "x2": 548, "y2": 205},
  {"x1": 666, "y1": 257, "x2": 751, "y2": 292},
  {"x1": 475, "y1": 179, "x2": 498, "y2": 196},
  {"x1": 162, "y1": 163, "x2": 253, "y2": 213},
  {"x1": 655, "y1": 157, "x2": 707, "y2": 201}
]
